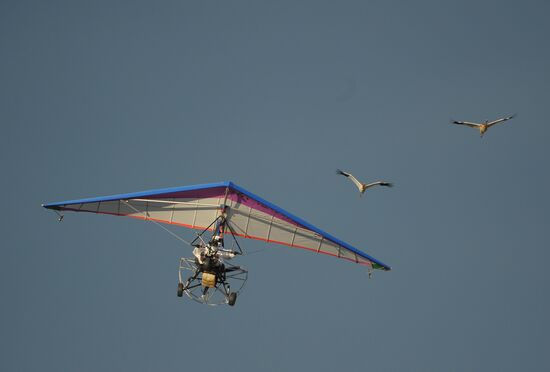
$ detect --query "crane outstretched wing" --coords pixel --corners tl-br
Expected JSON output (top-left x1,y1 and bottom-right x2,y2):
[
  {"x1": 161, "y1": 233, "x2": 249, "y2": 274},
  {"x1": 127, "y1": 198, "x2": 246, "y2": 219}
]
[
  {"x1": 452, "y1": 120, "x2": 480, "y2": 128},
  {"x1": 487, "y1": 114, "x2": 516, "y2": 127},
  {"x1": 336, "y1": 169, "x2": 364, "y2": 191},
  {"x1": 365, "y1": 181, "x2": 393, "y2": 188},
  {"x1": 43, "y1": 181, "x2": 391, "y2": 270}
]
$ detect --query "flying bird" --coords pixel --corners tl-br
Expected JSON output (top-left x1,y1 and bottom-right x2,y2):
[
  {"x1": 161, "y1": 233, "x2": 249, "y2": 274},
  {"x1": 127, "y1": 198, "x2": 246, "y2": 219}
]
[
  {"x1": 451, "y1": 114, "x2": 516, "y2": 137},
  {"x1": 336, "y1": 169, "x2": 393, "y2": 197}
]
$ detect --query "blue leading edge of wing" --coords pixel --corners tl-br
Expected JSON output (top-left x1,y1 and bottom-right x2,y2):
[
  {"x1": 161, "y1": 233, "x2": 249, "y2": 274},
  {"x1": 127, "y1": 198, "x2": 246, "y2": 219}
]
[
  {"x1": 42, "y1": 181, "x2": 232, "y2": 208},
  {"x1": 43, "y1": 181, "x2": 391, "y2": 271}
]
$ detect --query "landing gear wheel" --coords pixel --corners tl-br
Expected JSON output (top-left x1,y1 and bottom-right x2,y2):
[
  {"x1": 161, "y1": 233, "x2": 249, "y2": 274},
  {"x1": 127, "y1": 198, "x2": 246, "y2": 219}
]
[
  {"x1": 228, "y1": 292, "x2": 237, "y2": 306},
  {"x1": 177, "y1": 282, "x2": 184, "y2": 297}
]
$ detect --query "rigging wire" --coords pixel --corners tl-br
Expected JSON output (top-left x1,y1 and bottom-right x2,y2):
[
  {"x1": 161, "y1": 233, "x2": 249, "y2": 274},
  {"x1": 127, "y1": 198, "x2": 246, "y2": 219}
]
[{"x1": 121, "y1": 200, "x2": 193, "y2": 247}]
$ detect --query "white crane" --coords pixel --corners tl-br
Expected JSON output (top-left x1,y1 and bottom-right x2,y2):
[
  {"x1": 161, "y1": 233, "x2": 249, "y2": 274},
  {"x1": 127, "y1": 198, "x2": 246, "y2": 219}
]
[
  {"x1": 452, "y1": 114, "x2": 516, "y2": 137},
  {"x1": 336, "y1": 169, "x2": 393, "y2": 197}
]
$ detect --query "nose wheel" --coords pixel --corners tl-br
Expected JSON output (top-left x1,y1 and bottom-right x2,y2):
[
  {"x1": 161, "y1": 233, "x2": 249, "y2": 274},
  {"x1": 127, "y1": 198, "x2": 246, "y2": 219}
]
[{"x1": 228, "y1": 292, "x2": 237, "y2": 306}]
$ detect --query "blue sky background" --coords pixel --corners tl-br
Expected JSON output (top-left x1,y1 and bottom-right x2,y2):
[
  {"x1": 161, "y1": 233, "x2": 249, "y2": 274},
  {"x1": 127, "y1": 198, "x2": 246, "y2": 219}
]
[{"x1": 2, "y1": 1, "x2": 550, "y2": 371}]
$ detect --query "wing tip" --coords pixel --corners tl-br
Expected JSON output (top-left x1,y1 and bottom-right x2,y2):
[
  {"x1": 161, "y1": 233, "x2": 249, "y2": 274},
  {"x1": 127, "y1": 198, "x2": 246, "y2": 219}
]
[
  {"x1": 372, "y1": 262, "x2": 392, "y2": 271},
  {"x1": 42, "y1": 203, "x2": 61, "y2": 210}
]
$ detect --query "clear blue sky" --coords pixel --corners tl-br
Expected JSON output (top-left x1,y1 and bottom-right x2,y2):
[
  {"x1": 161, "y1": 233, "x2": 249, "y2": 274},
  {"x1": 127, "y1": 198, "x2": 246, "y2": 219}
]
[{"x1": 2, "y1": 1, "x2": 550, "y2": 371}]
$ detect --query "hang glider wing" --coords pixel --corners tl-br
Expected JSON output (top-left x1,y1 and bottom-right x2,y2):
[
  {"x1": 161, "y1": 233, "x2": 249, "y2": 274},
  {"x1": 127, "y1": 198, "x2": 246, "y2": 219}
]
[{"x1": 43, "y1": 181, "x2": 391, "y2": 270}]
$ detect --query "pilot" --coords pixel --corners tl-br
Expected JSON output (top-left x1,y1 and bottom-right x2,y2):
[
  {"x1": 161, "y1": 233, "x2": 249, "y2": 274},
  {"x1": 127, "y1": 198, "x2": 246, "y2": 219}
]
[
  {"x1": 182, "y1": 236, "x2": 236, "y2": 294},
  {"x1": 192, "y1": 235, "x2": 235, "y2": 274}
]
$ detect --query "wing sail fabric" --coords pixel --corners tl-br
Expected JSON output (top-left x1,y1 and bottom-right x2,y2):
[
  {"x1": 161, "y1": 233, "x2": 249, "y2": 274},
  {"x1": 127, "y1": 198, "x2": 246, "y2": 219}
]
[{"x1": 43, "y1": 181, "x2": 390, "y2": 270}]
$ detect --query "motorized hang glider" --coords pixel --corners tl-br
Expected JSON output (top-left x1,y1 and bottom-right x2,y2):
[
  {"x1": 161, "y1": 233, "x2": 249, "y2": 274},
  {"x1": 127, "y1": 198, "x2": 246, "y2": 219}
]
[{"x1": 43, "y1": 181, "x2": 391, "y2": 306}]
